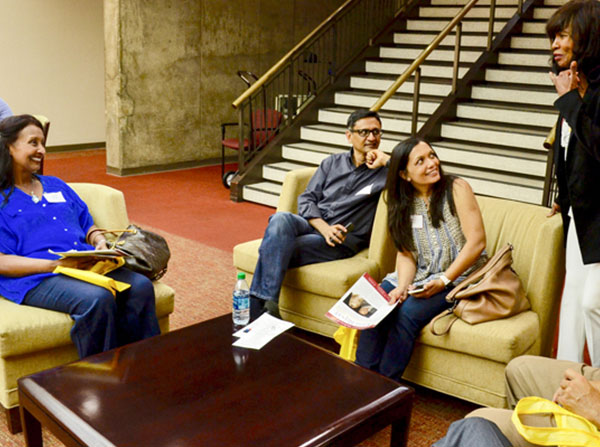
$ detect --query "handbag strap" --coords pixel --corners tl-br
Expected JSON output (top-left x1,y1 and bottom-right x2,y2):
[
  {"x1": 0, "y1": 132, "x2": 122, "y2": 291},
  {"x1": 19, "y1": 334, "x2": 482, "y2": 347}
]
[
  {"x1": 97, "y1": 228, "x2": 137, "y2": 237},
  {"x1": 512, "y1": 397, "x2": 600, "y2": 446},
  {"x1": 430, "y1": 304, "x2": 459, "y2": 336},
  {"x1": 446, "y1": 243, "x2": 513, "y2": 302}
]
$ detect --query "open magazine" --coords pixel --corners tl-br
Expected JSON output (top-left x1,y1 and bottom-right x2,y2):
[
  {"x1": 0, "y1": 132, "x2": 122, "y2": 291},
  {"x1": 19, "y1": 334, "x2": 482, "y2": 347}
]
[{"x1": 326, "y1": 273, "x2": 399, "y2": 330}]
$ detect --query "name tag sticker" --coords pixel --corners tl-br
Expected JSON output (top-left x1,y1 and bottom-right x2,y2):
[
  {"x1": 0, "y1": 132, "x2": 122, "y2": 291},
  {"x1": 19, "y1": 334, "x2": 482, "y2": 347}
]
[
  {"x1": 356, "y1": 184, "x2": 373, "y2": 196},
  {"x1": 411, "y1": 215, "x2": 423, "y2": 228},
  {"x1": 43, "y1": 192, "x2": 66, "y2": 203}
]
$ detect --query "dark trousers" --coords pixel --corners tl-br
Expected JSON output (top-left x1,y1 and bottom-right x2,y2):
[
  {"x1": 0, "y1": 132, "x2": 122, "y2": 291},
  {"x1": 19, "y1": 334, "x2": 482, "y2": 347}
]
[
  {"x1": 23, "y1": 268, "x2": 160, "y2": 358},
  {"x1": 250, "y1": 212, "x2": 357, "y2": 302},
  {"x1": 355, "y1": 279, "x2": 452, "y2": 380}
]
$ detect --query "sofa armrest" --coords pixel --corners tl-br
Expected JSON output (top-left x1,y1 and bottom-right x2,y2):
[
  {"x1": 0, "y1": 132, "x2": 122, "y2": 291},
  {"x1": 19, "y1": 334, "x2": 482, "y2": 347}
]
[
  {"x1": 277, "y1": 168, "x2": 317, "y2": 214},
  {"x1": 367, "y1": 192, "x2": 396, "y2": 280},
  {"x1": 68, "y1": 183, "x2": 130, "y2": 230}
]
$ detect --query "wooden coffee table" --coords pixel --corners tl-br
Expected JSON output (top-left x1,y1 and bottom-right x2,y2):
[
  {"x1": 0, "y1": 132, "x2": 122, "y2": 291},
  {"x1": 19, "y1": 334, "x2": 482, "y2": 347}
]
[{"x1": 18, "y1": 314, "x2": 413, "y2": 446}]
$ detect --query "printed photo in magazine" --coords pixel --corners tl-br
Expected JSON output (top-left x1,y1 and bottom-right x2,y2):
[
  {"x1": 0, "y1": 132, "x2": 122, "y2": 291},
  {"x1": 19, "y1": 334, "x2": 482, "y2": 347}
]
[{"x1": 326, "y1": 273, "x2": 399, "y2": 330}]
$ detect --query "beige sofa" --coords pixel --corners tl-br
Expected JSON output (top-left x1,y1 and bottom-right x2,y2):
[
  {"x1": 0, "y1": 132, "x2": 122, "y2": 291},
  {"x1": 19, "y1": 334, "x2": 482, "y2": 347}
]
[
  {"x1": 233, "y1": 168, "x2": 565, "y2": 408},
  {"x1": 0, "y1": 183, "x2": 175, "y2": 433}
]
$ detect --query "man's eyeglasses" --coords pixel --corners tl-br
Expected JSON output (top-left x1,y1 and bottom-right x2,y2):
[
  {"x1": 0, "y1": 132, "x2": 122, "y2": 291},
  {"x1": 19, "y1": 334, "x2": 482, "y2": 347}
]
[{"x1": 350, "y1": 128, "x2": 383, "y2": 138}]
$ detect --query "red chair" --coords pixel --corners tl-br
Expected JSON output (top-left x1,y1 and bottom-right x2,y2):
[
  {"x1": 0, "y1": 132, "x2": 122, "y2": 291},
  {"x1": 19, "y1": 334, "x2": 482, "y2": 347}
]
[{"x1": 221, "y1": 106, "x2": 283, "y2": 188}]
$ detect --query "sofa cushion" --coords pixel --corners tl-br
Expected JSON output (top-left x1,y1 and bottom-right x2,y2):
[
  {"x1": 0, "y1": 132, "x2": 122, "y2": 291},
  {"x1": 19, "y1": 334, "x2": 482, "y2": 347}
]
[
  {"x1": 0, "y1": 281, "x2": 175, "y2": 358},
  {"x1": 234, "y1": 240, "x2": 381, "y2": 298},
  {"x1": 418, "y1": 309, "x2": 539, "y2": 364}
]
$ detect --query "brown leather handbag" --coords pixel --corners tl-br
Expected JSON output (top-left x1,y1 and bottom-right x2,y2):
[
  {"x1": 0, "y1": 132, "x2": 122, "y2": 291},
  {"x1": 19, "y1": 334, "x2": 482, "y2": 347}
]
[{"x1": 430, "y1": 243, "x2": 530, "y2": 336}]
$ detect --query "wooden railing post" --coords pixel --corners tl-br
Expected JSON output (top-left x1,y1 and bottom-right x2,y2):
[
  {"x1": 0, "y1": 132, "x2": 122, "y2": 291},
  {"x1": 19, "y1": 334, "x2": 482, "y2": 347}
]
[
  {"x1": 411, "y1": 67, "x2": 421, "y2": 136},
  {"x1": 452, "y1": 22, "x2": 462, "y2": 94}
]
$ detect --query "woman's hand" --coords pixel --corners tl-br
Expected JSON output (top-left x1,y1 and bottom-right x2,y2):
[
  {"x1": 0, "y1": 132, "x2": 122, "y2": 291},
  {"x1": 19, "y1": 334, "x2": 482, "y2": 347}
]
[
  {"x1": 388, "y1": 286, "x2": 409, "y2": 304},
  {"x1": 549, "y1": 61, "x2": 580, "y2": 97},
  {"x1": 56, "y1": 256, "x2": 99, "y2": 271},
  {"x1": 408, "y1": 278, "x2": 445, "y2": 299},
  {"x1": 547, "y1": 202, "x2": 561, "y2": 217},
  {"x1": 94, "y1": 239, "x2": 108, "y2": 250}
]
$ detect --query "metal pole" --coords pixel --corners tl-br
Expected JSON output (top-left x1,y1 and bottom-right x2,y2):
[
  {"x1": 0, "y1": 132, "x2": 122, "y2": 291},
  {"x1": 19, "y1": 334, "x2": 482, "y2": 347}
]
[
  {"x1": 487, "y1": 0, "x2": 496, "y2": 51},
  {"x1": 452, "y1": 22, "x2": 462, "y2": 94},
  {"x1": 411, "y1": 67, "x2": 421, "y2": 136}
]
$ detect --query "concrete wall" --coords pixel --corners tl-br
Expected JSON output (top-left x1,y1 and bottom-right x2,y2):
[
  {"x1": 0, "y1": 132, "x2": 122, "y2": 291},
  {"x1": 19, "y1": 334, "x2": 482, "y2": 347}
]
[
  {"x1": 0, "y1": 0, "x2": 105, "y2": 147},
  {"x1": 105, "y1": 0, "x2": 342, "y2": 174}
]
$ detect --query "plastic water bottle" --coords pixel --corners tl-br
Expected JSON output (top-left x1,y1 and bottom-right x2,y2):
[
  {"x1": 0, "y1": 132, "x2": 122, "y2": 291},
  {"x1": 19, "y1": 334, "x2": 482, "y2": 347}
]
[{"x1": 232, "y1": 272, "x2": 250, "y2": 326}]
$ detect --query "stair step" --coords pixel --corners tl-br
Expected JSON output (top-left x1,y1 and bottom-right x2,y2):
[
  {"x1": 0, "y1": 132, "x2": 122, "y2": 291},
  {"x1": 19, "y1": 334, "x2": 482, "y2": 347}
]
[
  {"x1": 445, "y1": 168, "x2": 544, "y2": 203},
  {"x1": 263, "y1": 161, "x2": 312, "y2": 183},
  {"x1": 533, "y1": 7, "x2": 560, "y2": 20},
  {"x1": 497, "y1": 49, "x2": 550, "y2": 67},
  {"x1": 418, "y1": 6, "x2": 519, "y2": 19},
  {"x1": 441, "y1": 120, "x2": 548, "y2": 150},
  {"x1": 432, "y1": 140, "x2": 546, "y2": 176},
  {"x1": 334, "y1": 90, "x2": 443, "y2": 114},
  {"x1": 522, "y1": 21, "x2": 548, "y2": 34},
  {"x1": 366, "y1": 59, "x2": 470, "y2": 79},
  {"x1": 485, "y1": 66, "x2": 553, "y2": 86},
  {"x1": 318, "y1": 106, "x2": 428, "y2": 134},
  {"x1": 282, "y1": 141, "x2": 346, "y2": 165},
  {"x1": 350, "y1": 74, "x2": 453, "y2": 97},
  {"x1": 393, "y1": 31, "x2": 492, "y2": 47},
  {"x1": 406, "y1": 19, "x2": 507, "y2": 33},
  {"x1": 300, "y1": 123, "x2": 407, "y2": 153},
  {"x1": 456, "y1": 101, "x2": 557, "y2": 127},
  {"x1": 380, "y1": 45, "x2": 481, "y2": 63},
  {"x1": 242, "y1": 182, "x2": 281, "y2": 208},
  {"x1": 511, "y1": 35, "x2": 551, "y2": 50},
  {"x1": 471, "y1": 83, "x2": 557, "y2": 106}
]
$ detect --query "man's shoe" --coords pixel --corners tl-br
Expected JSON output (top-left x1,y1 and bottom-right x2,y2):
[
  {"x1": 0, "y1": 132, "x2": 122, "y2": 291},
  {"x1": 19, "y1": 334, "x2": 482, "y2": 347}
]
[{"x1": 265, "y1": 300, "x2": 281, "y2": 319}]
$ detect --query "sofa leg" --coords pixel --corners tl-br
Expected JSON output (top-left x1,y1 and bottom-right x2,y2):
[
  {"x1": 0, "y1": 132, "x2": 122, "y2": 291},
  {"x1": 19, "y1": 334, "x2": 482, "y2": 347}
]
[{"x1": 5, "y1": 406, "x2": 22, "y2": 434}]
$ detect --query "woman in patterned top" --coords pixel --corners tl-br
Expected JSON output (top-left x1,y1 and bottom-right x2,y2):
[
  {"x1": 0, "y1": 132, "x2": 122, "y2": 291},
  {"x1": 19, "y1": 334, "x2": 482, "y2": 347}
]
[{"x1": 355, "y1": 137, "x2": 487, "y2": 380}]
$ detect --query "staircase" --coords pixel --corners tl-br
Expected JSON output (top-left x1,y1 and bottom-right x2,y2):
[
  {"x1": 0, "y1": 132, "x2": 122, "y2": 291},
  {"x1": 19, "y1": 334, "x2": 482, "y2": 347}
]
[{"x1": 242, "y1": 0, "x2": 564, "y2": 208}]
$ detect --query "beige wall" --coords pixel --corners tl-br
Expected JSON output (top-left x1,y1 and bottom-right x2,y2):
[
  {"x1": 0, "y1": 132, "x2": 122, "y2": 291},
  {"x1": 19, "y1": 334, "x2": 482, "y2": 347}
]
[
  {"x1": 0, "y1": 0, "x2": 105, "y2": 147},
  {"x1": 105, "y1": 0, "x2": 342, "y2": 174}
]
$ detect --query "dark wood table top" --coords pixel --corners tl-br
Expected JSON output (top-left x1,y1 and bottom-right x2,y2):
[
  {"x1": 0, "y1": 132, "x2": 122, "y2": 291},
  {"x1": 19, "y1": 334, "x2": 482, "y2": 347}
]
[{"x1": 19, "y1": 315, "x2": 413, "y2": 446}]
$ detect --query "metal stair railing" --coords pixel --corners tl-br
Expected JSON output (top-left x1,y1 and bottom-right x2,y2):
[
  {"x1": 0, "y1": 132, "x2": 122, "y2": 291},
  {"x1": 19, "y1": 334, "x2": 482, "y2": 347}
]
[
  {"x1": 368, "y1": 0, "x2": 562, "y2": 207},
  {"x1": 229, "y1": 0, "x2": 415, "y2": 190}
]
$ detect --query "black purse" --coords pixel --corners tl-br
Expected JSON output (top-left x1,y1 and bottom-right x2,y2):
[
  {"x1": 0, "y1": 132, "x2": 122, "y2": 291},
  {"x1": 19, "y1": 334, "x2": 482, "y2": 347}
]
[{"x1": 102, "y1": 225, "x2": 171, "y2": 280}]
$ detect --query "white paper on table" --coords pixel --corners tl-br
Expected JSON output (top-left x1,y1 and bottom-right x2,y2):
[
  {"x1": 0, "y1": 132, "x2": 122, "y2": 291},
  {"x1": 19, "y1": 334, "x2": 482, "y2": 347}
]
[{"x1": 232, "y1": 313, "x2": 295, "y2": 350}]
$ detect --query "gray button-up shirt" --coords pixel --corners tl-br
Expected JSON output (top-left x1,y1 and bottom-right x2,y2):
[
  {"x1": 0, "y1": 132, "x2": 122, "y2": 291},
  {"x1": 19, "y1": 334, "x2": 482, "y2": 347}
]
[{"x1": 297, "y1": 148, "x2": 388, "y2": 246}]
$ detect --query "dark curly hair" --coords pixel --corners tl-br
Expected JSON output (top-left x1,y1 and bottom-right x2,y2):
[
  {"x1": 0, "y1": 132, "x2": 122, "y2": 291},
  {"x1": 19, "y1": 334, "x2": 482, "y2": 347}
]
[
  {"x1": 546, "y1": 0, "x2": 600, "y2": 80},
  {"x1": 385, "y1": 138, "x2": 456, "y2": 252},
  {"x1": 0, "y1": 114, "x2": 44, "y2": 205}
]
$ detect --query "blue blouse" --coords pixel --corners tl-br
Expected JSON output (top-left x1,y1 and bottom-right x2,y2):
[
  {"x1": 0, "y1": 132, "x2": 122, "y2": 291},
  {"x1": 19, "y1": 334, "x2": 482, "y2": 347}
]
[{"x1": 0, "y1": 176, "x2": 95, "y2": 303}]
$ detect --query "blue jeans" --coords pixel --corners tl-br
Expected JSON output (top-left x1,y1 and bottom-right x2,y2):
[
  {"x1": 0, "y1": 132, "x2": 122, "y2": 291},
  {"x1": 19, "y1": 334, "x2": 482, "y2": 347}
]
[
  {"x1": 250, "y1": 212, "x2": 358, "y2": 302},
  {"x1": 433, "y1": 418, "x2": 511, "y2": 447},
  {"x1": 355, "y1": 279, "x2": 452, "y2": 380},
  {"x1": 23, "y1": 268, "x2": 160, "y2": 358}
]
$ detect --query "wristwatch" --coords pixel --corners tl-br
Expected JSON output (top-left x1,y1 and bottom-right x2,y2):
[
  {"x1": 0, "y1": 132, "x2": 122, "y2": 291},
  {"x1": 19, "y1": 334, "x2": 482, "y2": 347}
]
[{"x1": 439, "y1": 274, "x2": 452, "y2": 288}]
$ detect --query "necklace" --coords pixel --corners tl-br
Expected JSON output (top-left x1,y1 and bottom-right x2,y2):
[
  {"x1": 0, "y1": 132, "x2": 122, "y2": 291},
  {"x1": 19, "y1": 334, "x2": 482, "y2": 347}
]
[
  {"x1": 16, "y1": 177, "x2": 41, "y2": 203},
  {"x1": 31, "y1": 191, "x2": 40, "y2": 203}
]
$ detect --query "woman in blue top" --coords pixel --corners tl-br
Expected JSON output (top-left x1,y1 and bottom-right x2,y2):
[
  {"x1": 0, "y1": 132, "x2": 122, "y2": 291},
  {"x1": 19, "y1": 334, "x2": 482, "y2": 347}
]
[
  {"x1": 356, "y1": 138, "x2": 487, "y2": 380},
  {"x1": 0, "y1": 115, "x2": 160, "y2": 358}
]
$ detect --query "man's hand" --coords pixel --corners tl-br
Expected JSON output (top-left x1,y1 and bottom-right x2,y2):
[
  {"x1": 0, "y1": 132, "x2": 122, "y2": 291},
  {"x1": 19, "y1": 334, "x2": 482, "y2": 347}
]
[
  {"x1": 550, "y1": 61, "x2": 580, "y2": 97},
  {"x1": 366, "y1": 149, "x2": 390, "y2": 169},
  {"x1": 308, "y1": 218, "x2": 348, "y2": 247},
  {"x1": 553, "y1": 369, "x2": 600, "y2": 429}
]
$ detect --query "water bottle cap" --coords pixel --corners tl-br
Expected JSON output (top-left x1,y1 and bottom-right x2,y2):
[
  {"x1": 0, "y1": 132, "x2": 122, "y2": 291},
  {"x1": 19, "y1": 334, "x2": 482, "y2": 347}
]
[{"x1": 237, "y1": 272, "x2": 246, "y2": 279}]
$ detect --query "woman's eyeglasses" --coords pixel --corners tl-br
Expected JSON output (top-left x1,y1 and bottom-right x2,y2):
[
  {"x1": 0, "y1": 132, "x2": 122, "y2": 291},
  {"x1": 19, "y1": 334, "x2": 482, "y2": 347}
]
[{"x1": 350, "y1": 128, "x2": 383, "y2": 138}]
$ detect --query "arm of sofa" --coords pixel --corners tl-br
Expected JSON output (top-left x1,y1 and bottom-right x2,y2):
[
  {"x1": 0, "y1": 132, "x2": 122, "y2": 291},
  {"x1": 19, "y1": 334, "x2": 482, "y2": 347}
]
[
  {"x1": 68, "y1": 183, "x2": 130, "y2": 230},
  {"x1": 277, "y1": 167, "x2": 318, "y2": 214},
  {"x1": 367, "y1": 192, "x2": 397, "y2": 280}
]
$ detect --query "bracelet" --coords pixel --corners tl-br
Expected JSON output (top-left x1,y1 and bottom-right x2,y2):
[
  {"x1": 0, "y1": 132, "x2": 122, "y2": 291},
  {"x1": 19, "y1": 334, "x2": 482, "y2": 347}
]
[
  {"x1": 87, "y1": 229, "x2": 101, "y2": 245},
  {"x1": 439, "y1": 274, "x2": 452, "y2": 288}
]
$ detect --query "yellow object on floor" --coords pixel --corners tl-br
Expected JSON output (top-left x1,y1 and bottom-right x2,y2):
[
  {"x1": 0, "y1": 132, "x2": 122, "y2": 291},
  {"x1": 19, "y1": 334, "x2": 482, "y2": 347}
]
[
  {"x1": 334, "y1": 326, "x2": 358, "y2": 362},
  {"x1": 53, "y1": 258, "x2": 130, "y2": 297},
  {"x1": 512, "y1": 396, "x2": 600, "y2": 446}
]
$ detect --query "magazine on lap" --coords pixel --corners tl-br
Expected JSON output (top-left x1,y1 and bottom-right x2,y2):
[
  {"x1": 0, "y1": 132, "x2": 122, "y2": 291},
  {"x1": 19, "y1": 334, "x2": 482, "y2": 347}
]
[{"x1": 326, "y1": 273, "x2": 398, "y2": 330}]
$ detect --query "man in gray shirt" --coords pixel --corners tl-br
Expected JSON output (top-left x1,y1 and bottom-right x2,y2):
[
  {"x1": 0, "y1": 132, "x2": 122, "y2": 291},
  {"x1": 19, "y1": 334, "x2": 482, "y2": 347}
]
[{"x1": 250, "y1": 109, "x2": 389, "y2": 320}]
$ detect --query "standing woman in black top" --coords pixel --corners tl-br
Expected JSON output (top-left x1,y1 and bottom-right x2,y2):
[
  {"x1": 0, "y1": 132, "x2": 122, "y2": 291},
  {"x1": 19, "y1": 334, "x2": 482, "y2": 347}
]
[{"x1": 546, "y1": 0, "x2": 600, "y2": 367}]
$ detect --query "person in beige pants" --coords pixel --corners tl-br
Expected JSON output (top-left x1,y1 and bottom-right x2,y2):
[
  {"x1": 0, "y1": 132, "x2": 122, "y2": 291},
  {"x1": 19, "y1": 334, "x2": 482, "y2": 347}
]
[{"x1": 467, "y1": 355, "x2": 600, "y2": 447}]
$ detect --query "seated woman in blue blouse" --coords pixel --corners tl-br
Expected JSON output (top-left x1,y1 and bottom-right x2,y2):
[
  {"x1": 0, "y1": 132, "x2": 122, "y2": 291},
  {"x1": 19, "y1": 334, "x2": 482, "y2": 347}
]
[{"x1": 0, "y1": 114, "x2": 160, "y2": 358}]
